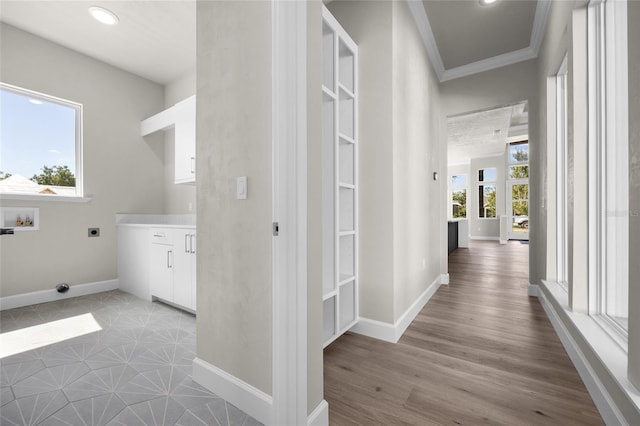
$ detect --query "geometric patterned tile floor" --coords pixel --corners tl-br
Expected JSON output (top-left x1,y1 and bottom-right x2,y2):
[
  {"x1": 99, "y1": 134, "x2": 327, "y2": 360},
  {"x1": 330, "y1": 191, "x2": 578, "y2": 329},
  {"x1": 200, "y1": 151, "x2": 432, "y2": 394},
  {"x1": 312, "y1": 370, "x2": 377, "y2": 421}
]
[{"x1": 0, "y1": 290, "x2": 263, "y2": 425}]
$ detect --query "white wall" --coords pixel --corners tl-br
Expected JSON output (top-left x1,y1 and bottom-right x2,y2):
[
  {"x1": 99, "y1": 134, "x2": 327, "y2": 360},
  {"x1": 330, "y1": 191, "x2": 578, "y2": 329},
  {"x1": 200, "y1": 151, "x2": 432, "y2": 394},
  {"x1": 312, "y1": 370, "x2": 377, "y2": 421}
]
[
  {"x1": 195, "y1": 0, "x2": 273, "y2": 395},
  {"x1": 391, "y1": 0, "x2": 443, "y2": 321},
  {"x1": 0, "y1": 23, "x2": 165, "y2": 297}
]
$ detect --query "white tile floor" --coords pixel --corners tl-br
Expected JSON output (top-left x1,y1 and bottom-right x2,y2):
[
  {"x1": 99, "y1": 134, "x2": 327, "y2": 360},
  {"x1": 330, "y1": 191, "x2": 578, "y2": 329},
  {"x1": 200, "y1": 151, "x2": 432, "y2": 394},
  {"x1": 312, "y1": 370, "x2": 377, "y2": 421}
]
[{"x1": 0, "y1": 290, "x2": 262, "y2": 426}]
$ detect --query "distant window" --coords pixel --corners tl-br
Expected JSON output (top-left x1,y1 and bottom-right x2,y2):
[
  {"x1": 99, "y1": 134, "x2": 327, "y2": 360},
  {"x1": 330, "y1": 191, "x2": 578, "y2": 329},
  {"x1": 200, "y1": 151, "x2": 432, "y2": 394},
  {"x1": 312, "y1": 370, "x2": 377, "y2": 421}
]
[
  {"x1": 478, "y1": 168, "x2": 496, "y2": 218},
  {"x1": 508, "y1": 141, "x2": 529, "y2": 179},
  {"x1": 0, "y1": 83, "x2": 83, "y2": 197},
  {"x1": 451, "y1": 174, "x2": 467, "y2": 218}
]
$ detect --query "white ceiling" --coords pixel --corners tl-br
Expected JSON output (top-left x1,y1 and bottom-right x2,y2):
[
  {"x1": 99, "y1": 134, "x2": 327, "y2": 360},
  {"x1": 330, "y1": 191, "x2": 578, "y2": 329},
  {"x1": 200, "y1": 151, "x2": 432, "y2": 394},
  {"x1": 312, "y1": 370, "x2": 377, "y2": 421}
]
[
  {"x1": 448, "y1": 102, "x2": 528, "y2": 165},
  {"x1": 0, "y1": 1, "x2": 196, "y2": 85},
  {"x1": 423, "y1": 0, "x2": 536, "y2": 69},
  {"x1": 1, "y1": 0, "x2": 550, "y2": 86},
  {"x1": 408, "y1": 0, "x2": 551, "y2": 82}
]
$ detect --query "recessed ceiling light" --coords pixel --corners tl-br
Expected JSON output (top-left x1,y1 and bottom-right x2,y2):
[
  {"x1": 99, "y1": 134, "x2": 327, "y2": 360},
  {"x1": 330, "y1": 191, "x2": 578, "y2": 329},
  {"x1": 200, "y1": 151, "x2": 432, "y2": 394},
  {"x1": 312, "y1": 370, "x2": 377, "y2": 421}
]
[
  {"x1": 479, "y1": 0, "x2": 498, "y2": 5},
  {"x1": 29, "y1": 99, "x2": 43, "y2": 105},
  {"x1": 88, "y1": 6, "x2": 119, "y2": 25}
]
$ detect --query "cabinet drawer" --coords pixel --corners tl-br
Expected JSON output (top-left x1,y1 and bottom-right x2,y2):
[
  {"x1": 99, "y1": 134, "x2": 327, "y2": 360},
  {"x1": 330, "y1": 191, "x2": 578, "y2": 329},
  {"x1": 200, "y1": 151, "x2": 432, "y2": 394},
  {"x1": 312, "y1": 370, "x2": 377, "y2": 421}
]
[{"x1": 151, "y1": 228, "x2": 171, "y2": 244}]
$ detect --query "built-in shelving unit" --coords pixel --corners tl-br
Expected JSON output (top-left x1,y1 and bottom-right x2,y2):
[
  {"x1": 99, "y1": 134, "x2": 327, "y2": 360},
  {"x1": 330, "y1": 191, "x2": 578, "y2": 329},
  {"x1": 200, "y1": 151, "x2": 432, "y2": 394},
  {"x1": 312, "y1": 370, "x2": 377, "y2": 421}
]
[{"x1": 322, "y1": 6, "x2": 358, "y2": 347}]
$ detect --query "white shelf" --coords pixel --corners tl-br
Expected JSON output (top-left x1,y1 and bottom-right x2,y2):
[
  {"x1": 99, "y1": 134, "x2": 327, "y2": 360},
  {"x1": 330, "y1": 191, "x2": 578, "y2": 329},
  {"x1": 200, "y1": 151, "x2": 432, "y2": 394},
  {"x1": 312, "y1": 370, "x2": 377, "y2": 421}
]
[
  {"x1": 339, "y1": 274, "x2": 355, "y2": 286},
  {"x1": 322, "y1": 85, "x2": 337, "y2": 100},
  {"x1": 323, "y1": 5, "x2": 358, "y2": 348},
  {"x1": 1, "y1": 207, "x2": 39, "y2": 231},
  {"x1": 323, "y1": 290, "x2": 337, "y2": 301},
  {"x1": 338, "y1": 83, "x2": 355, "y2": 99},
  {"x1": 339, "y1": 133, "x2": 355, "y2": 144}
]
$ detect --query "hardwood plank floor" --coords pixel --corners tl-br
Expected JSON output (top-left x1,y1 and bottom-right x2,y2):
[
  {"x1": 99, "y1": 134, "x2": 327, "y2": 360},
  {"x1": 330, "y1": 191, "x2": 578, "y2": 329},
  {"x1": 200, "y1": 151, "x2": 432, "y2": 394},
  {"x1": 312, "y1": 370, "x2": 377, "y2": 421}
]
[{"x1": 324, "y1": 240, "x2": 603, "y2": 425}]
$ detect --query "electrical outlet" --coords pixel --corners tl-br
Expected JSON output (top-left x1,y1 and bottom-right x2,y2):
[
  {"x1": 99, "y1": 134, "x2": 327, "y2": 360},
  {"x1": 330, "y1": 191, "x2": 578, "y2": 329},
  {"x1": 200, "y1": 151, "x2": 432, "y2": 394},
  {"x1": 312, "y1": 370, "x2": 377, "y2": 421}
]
[{"x1": 88, "y1": 228, "x2": 100, "y2": 237}]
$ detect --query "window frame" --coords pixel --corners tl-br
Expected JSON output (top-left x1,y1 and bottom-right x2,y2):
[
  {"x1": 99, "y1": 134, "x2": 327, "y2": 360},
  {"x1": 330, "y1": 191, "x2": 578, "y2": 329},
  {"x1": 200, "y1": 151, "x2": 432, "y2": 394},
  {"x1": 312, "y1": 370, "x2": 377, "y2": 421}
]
[
  {"x1": 587, "y1": 0, "x2": 629, "y2": 343},
  {"x1": 0, "y1": 82, "x2": 85, "y2": 201},
  {"x1": 477, "y1": 167, "x2": 497, "y2": 219},
  {"x1": 556, "y1": 55, "x2": 569, "y2": 292}
]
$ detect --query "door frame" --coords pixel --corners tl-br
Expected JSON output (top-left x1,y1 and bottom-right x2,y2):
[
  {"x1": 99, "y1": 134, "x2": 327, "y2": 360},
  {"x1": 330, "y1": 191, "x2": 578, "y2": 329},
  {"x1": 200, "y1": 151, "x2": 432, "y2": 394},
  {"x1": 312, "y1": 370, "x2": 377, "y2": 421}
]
[{"x1": 272, "y1": 1, "x2": 309, "y2": 425}]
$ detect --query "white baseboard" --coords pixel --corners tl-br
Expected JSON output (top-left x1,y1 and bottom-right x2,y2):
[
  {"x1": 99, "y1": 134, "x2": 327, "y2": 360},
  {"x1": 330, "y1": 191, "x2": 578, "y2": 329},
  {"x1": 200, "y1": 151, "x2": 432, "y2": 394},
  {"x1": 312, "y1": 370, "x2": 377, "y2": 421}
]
[
  {"x1": 0, "y1": 279, "x2": 119, "y2": 311},
  {"x1": 500, "y1": 239, "x2": 508, "y2": 245},
  {"x1": 534, "y1": 284, "x2": 628, "y2": 425},
  {"x1": 527, "y1": 283, "x2": 539, "y2": 297},
  {"x1": 192, "y1": 357, "x2": 273, "y2": 425},
  {"x1": 351, "y1": 275, "x2": 443, "y2": 343},
  {"x1": 440, "y1": 273, "x2": 450, "y2": 285},
  {"x1": 469, "y1": 236, "x2": 500, "y2": 241},
  {"x1": 307, "y1": 400, "x2": 328, "y2": 426}
]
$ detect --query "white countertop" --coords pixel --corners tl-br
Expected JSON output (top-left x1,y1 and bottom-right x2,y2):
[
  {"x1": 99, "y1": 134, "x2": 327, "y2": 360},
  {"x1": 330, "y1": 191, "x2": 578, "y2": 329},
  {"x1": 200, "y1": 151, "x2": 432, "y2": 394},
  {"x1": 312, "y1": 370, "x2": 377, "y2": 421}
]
[{"x1": 116, "y1": 213, "x2": 195, "y2": 228}]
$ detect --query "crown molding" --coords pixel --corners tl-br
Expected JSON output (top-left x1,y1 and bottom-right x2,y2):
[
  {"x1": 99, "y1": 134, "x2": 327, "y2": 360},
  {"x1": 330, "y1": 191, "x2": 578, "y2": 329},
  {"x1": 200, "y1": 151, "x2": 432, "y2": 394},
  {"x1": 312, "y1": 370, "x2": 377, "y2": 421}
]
[
  {"x1": 440, "y1": 46, "x2": 537, "y2": 82},
  {"x1": 406, "y1": 0, "x2": 445, "y2": 81},
  {"x1": 530, "y1": 0, "x2": 552, "y2": 53},
  {"x1": 407, "y1": 0, "x2": 551, "y2": 83}
]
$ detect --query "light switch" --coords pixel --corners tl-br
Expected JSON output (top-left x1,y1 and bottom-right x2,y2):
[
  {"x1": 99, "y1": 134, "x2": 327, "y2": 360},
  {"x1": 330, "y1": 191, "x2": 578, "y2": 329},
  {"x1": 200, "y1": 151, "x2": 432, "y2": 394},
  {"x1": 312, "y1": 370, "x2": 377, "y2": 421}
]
[{"x1": 237, "y1": 176, "x2": 247, "y2": 200}]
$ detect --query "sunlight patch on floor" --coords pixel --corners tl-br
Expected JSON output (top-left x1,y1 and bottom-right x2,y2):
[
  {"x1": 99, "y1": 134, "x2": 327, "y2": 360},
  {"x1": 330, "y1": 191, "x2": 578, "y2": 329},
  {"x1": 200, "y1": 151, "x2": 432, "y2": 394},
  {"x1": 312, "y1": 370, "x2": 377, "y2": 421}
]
[{"x1": 0, "y1": 313, "x2": 102, "y2": 358}]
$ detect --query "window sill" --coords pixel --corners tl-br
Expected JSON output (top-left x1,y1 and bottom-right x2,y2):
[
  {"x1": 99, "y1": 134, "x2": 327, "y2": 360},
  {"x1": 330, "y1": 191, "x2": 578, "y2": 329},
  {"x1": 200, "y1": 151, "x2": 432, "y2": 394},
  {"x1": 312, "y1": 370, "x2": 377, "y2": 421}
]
[
  {"x1": 0, "y1": 193, "x2": 92, "y2": 203},
  {"x1": 539, "y1": 280, "x2": 640, "y2": 418}
]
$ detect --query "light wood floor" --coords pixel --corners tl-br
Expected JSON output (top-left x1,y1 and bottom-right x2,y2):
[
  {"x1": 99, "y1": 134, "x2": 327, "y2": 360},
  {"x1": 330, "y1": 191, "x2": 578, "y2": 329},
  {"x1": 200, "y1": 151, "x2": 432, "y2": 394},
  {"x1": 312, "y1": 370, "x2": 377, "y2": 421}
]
[{"x1": 324, "y1": 240, "x2": 603, "y2": 425}]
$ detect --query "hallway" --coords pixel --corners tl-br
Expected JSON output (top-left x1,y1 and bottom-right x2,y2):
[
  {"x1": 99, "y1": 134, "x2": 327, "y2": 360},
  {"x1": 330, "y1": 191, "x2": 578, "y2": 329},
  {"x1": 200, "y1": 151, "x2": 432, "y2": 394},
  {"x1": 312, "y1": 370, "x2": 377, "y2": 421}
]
[{"x1": 324, "y1": 241, "x2": 603, "y2": 425}]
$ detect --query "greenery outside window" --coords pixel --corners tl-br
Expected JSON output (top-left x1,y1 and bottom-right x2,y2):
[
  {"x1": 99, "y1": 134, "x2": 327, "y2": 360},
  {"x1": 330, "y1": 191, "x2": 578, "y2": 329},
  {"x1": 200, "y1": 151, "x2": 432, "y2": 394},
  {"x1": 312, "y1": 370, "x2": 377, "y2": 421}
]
[
  {"x1": 508, "y1": 141, "x2": 529, "y2": 179},
  {"x1": 0, "y1": 83, "x2": 83, "y2": 198},
  {"x1": 451, "y1": 174, "x2": 467, "y2": 218},
  {"x1": 478, "y1": 168, "x2": 496, "y2": 218}
]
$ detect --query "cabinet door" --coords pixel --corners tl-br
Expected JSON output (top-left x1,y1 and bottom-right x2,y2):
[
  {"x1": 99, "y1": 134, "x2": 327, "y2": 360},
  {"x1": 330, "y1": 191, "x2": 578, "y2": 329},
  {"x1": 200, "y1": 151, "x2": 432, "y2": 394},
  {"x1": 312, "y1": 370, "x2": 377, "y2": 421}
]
[
  {"x1": 173, "y1": 231, "x2": 193, "y2": 309},
  {"x1": 150, "y1": 243, "x2": 173, "y2": 301},
  {"x1": 174, "y1": 96, "x2": 196, "y2": 184}
]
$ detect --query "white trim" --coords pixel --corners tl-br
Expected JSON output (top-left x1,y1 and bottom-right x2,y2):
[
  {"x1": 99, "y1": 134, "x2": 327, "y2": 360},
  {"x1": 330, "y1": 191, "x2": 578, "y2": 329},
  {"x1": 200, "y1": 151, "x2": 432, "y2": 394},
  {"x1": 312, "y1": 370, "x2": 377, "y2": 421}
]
[
  {"x1": 469, "y1": 236, "x2": 500, "y2": 241},
  {"x1": 529, "y1": 0, "x2": 552, "y2": 53},
  {"x1": 351, "y1": 275, "x2": 443, "y2": 343},
  {"x1": 440, "y1": 273, "x2": 449, "y2": 285},
  {"x1": 307, "y1": 400, "x2": 329, "y2": 426},
  {"x1": 441, "y1": 47, "x2": 537, "y2": 82},
  {"x1": 0, "y1": 194, "x2": 92, "y2": 203},
  {"x1": 527, "y1": 283, "x2": 540, "y2": 297},
  {"x1": 500, "y1": 239, "x2": 508, "y2": 245},
  {"x1": 271, "y1": 1, "x2": 308, "y2": 425},
  {"x1": 406, "y1": 0, "x2": 445, "y2": 81},
  {"x1": 0, "y1": 279, "x2": 118, "y2": 311},
  {"x1": 192, "y1": 358, "x2": 273, "y2": 426},
  {"x1": 407, "y1": 0, "x2": 550, "y2": 82},
  {"x1": 536, "y1": 281, "x2": 634, "y2": 425}
]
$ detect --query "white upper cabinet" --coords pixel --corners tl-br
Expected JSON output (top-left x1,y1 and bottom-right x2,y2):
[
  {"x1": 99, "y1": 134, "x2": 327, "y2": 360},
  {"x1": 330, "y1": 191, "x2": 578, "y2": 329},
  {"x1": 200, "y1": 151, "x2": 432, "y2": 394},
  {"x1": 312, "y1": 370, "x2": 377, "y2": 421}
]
[
  {"x1": 174, "y1": 96, "x2": 196, "y2": 185},
  {"x1": 141, "y1": 95, "x2": 196, "y2": 185}
]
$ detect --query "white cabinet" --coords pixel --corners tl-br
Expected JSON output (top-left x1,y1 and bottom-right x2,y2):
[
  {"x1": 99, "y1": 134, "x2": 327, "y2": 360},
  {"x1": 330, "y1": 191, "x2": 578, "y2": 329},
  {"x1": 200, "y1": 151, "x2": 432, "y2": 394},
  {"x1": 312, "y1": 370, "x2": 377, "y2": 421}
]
[
  {"x1": 150, "y1": 227, "x2": 196, "y2": 311},
  {"x1": 140, "y1": 95, "x2": 196, "y2": 185},
  {"x1": 322, "y1": 6, "x2": 358, "y2": 347},
  {"x1": 150, "y1": 229, "x2": 174, "y2": 302},
  {"x1": 118, "y1": 225, "x2": 196, "y2": 313},
  {"x1": 174, "y1": 96, "x2": 196, "y2": 185}
]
